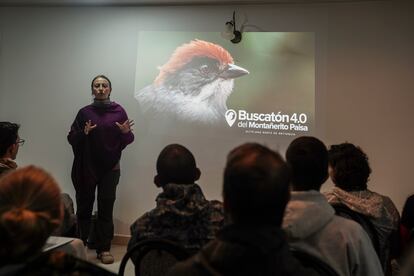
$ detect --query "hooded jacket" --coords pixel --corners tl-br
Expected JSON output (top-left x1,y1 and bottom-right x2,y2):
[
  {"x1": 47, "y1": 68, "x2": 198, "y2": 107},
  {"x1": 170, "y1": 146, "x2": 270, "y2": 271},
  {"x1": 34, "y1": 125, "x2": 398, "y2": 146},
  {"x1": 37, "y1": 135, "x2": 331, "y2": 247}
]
[
  {"x1": 283, "y1": 190, "x2": 384, "y2": 276},
  {"x1": 325, "y1": 187, "x2": 400, "y2": 270}
]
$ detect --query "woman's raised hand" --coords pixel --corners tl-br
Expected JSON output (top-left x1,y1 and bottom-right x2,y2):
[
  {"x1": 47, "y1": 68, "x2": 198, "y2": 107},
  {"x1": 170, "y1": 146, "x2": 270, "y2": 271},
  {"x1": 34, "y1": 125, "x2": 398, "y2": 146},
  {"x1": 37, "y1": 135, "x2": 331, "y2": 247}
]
[
  {"x1": 116, "y1": 119, "x2": 134, "y2": 134},
  {"x1": 84, "y1": 120, "x2": 97, "y2": 135}
]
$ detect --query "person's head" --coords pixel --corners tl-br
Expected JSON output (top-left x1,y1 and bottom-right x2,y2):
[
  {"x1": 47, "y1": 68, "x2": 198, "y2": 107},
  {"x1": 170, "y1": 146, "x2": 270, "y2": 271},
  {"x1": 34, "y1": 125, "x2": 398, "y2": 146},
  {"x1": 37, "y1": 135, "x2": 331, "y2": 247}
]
[
  {"x1": 0, "y1": 122, "x2": 21, "y2": 160},
  {"x1": 286, "y1": 136, "x2": 328, "y2": 191},
  {"x1": 154, "y1": 144, "x2": 201, "y2": 187},
  {"x1": 91, "y1": 75, "x2": 112, "y2": 101},
  {"x1": 328, "y1": 143, "x2": 371, "y2": 191},
  {"x1": 0, "y1": 166, "x2": 62, "y2": 264},
  {"x1": 223, "y1": 143, "x2": 291, "y2": 226}
]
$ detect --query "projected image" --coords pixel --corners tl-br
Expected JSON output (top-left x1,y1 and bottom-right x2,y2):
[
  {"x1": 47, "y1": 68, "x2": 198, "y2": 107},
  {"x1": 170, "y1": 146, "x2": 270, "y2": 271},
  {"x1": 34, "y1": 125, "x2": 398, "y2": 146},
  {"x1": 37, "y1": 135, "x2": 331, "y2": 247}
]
[
  {"x1": 134, "y1": 32, "x2": 314, "y2": 137},
  {"x1": 135, "y1": 40, "x2": 249, "y2": 124}
]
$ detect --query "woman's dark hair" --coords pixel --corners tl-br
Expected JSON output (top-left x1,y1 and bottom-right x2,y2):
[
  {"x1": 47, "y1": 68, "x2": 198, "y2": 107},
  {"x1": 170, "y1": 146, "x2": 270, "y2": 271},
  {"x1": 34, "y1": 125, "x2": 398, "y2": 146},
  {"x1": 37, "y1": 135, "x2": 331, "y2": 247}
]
[
  {"x1": 328, "y1": 143, "x2": 371, "y2": 191},
  {"x1": 0, "y1": 122, "x2": 20, "y2": 157},
  {"x1": 91, "y1": 75, "x2": 112, "y2": 92}
]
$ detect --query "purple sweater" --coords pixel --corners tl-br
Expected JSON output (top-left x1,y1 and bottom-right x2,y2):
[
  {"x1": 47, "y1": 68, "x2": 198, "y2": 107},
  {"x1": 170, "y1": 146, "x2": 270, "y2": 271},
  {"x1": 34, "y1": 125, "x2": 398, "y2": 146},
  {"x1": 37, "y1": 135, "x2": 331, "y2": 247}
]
[{"x1": 68, "y1": 102, "x2": 134, "y2": 187}]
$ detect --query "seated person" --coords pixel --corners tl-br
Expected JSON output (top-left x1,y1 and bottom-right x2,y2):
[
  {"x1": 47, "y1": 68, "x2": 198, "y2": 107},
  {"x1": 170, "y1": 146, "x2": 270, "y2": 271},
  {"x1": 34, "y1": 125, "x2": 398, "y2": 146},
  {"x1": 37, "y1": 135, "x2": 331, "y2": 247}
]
[
  {"x1": 0, "y1": 166, "x2": 115, "y2": 275},
  {"x1": 283, "y1": 136, "x2": 383, "y2": 276},
  {"x1": 169, "y1": 143, "x2": 317, "y2": 276},
  {"x1": 0, "y1": 122, "x2": 22, "y2": 176},
  {"x1": 324, "y1": 142, "x2": 400, "y2": 272},
  {"x1": 128, "y1": 144, "x2": 224, "y2": 254},
  {"x1": 0, "y1": 122, "x2": 78, "y2": 239}
]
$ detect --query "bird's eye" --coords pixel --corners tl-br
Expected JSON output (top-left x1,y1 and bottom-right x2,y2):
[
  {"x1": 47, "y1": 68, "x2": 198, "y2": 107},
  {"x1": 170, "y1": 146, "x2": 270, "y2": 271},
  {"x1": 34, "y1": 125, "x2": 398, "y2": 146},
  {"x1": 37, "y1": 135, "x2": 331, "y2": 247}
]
[{"x1": 199, "y1": 65, "x2": 211, "y2": 75}]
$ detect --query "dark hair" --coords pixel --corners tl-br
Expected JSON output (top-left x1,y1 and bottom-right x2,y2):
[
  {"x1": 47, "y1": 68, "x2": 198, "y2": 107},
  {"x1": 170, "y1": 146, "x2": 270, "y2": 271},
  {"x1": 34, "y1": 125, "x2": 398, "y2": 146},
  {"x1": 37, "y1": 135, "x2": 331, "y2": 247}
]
[
  {"x1": 91, "y1": 75, "x2": 112, "y2": 92},
  {"x1": 286, "y1": 136, "x2": 328, "y2": 191},
  {"x1": 0, "y1": 122, "x2": 20, "y2": 157},
  {"x1": 223, "y1": 143, "x2": 290, "y2": 226},
  {"x1": 0, "y1": 166, "x2": 61, "y2": 264},
  {"x1": 156, "y1": 144, "x2": 198, "y2": 186},
  {"x1": 328, "y1": 143, "x2": 371, "y2": 191}
]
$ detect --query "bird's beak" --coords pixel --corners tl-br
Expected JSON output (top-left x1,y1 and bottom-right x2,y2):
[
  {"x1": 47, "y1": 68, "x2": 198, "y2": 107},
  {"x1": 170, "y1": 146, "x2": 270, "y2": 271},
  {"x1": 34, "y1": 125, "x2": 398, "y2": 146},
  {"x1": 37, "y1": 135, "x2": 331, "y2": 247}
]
[{"x1": 220, "y1": 64, "x2": 249, "y2": 80}]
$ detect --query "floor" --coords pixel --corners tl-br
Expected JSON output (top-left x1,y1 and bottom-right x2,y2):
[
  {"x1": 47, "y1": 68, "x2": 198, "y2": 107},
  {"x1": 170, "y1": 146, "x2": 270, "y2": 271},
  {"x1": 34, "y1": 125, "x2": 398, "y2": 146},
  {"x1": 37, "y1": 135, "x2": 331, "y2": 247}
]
[{"x1": 86, "y1": 244, "x2": 135, "y2": 275}]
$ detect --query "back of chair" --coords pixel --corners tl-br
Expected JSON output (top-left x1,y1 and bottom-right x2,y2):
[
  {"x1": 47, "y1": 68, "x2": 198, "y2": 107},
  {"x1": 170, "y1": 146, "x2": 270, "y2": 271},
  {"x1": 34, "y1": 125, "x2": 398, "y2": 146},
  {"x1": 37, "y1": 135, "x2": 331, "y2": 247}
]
[
  {"x1": 332, "y1": 203, "x2": 381, "y2": 257},
  {"x1": 290, "y1": 248, "x2": 339, "y2": 276},
  {"x1": 119, "y1": 238, "x2": 191, "y2": 276}
]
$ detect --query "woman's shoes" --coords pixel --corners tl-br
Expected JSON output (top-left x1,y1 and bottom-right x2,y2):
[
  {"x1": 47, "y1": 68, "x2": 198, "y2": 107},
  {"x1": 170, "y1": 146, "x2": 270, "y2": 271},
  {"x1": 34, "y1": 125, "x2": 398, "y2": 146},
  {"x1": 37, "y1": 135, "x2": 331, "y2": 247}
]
[{"x1": 97, "y1": 251, "x2": 114, "y2": 264}]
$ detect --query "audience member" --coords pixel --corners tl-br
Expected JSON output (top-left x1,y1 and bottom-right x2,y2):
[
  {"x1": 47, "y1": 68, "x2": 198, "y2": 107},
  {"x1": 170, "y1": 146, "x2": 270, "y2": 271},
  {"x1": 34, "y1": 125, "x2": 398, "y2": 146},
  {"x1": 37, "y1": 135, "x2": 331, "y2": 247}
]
[
  {"x1": 0, "y1": 121, "x2": 78, "y2": 239},
  {"x1": 168, "y1": 143, "x2": 317, "y2": 276},
  {"x1": 283, "y1": 136, "x2": 383, "y2": 276},
  {"x1": 128, "y1": 144, "x2": 224, "y2": 255},
  {"x1": 0, "y1": 122, "x2": 22, "y2": 176},
  {"x1": 0, "y1": 166, "x2": 115, "y2": 275},
  {"x1": 325, "y1": 142, "x2": 400, "y2": 273}
]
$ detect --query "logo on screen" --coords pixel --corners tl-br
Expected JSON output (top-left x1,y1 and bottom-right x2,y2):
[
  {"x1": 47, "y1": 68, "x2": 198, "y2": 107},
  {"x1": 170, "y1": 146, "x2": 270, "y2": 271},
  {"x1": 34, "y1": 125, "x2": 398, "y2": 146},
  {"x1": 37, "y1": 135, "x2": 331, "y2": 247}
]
[{"x1": 225, "y1": 109, "x2": 237, "y2": 127}]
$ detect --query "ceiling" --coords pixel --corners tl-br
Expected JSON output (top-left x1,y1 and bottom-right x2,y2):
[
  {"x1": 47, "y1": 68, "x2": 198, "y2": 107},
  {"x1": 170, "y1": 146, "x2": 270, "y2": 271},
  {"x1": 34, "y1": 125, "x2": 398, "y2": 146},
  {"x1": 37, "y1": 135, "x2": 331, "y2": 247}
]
[{"x1": 0, "y1": 0, "x2": 394, "y2": 7}]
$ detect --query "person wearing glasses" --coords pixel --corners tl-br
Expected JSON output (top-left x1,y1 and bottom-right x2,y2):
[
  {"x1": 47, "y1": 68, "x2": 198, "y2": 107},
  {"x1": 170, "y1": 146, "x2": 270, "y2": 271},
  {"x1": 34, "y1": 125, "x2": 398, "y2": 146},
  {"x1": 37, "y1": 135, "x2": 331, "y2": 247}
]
[
  {"x1": 68, "y1": 75, "x2": 134, "y2": 264},
  {"x1": 0, "y1": 123, "x2": 87, "y2": 260},
  {"x1": 0, "y1": 121, "x2": 23, "y2": 176}
]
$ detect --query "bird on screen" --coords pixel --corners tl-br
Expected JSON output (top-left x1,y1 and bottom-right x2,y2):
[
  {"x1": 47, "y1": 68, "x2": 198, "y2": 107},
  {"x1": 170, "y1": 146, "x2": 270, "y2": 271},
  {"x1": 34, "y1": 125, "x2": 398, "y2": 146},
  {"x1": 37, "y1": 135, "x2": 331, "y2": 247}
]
[{"x1": 135, "y1": 39, "x2": 249, "y2": 124}]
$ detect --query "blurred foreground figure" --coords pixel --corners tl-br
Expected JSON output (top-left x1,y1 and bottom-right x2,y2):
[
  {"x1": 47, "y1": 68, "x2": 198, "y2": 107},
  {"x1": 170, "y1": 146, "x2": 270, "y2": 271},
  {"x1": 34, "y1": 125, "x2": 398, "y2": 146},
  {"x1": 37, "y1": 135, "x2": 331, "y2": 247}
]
[
  {"x1": 0, "y1": 122, "x2": 76, "y2": 238},
  {"x1": 0, "y1": 166, "x2": 115, "y2": 275}
]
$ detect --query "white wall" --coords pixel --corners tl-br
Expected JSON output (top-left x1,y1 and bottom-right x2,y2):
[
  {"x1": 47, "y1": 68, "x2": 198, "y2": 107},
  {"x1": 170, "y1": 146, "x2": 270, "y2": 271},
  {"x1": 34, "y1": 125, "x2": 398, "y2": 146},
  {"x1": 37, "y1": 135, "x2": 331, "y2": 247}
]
[{"x1": 0, "y1": 2, "x2": 413, "y2": 235}]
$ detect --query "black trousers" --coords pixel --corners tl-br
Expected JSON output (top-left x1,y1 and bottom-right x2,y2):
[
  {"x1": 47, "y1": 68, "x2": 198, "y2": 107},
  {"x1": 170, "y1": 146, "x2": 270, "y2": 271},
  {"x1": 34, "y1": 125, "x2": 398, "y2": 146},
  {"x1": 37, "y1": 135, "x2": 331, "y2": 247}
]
[{"x1": 75, "y1": 170, "x2": 120, "y2": 252}]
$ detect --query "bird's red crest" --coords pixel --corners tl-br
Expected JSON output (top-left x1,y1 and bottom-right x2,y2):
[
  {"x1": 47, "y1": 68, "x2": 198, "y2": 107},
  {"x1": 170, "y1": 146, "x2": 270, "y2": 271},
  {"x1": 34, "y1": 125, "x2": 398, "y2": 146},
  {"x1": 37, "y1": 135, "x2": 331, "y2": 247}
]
[{"x1": 155, "y1": 39, "x2": 234, "y2": 86}]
